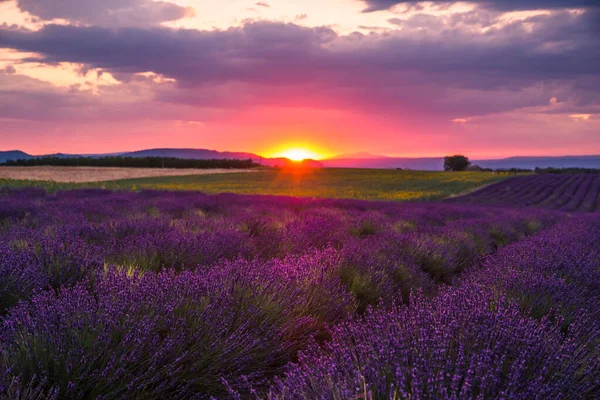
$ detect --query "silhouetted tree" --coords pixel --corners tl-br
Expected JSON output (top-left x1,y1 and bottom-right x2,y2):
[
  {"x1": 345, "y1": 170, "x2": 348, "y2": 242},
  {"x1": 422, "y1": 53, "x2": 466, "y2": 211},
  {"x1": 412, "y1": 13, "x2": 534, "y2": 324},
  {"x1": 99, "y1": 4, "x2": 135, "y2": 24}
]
[{"x1": 444, "y1": 155, "x2": 471, "y2": 171}]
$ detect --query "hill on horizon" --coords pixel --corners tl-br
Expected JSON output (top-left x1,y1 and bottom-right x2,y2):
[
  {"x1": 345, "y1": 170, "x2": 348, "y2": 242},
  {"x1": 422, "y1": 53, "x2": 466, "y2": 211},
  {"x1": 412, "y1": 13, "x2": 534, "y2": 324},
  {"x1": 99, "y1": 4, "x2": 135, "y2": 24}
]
[
  {"x1": 2, "y1": 149, "x2": 600, "y2": 171},
  {"x1": 0, "y1": 151, "x2": 32, "y2": 164},
  {"x1": 0, "y1": 148, "x2": 325, "y2": 169},
  {"x1": 324, "y1": 154, "x2": 600, "y2": 170}
]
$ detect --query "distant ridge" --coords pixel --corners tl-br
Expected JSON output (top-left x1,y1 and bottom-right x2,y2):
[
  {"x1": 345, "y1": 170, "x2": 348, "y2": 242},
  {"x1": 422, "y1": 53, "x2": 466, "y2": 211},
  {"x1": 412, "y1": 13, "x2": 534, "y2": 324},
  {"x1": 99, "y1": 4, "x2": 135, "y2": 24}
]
[
  {"x1": 474, "y1": 156, "x2": 600, "y2": 170},
  {"x1": 0, "y1": 151, "x2": 123, "y2": 163},
  {"x1": 123, "y1": 148, "x2": 258, "y2": 161},
  {"x1": 121, "y1": 149, "x2": 323, "y2": 168},
  {"x1": 2, "y1": 149, "x2": 600, "y2": 171},
  {"x1": 328, "y1": 152, "x2": 391, "y2": 160},
  {"x1": 0, "y1": 148, "x2": 324, "y2": 168},
  {"x1": 323, "y1": 154, "x2": 600, "y2": 170},
  {"x1": 0, "y1": 150, "x2": 32, "y2": 163},
  {"x1": 322, "y1": 157, "x2": 442, "y2": 170}
]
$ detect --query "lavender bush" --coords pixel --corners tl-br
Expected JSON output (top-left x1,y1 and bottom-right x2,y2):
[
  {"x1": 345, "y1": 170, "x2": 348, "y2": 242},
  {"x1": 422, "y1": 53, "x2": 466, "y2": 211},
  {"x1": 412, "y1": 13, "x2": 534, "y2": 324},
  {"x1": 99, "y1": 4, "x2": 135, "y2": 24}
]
[
  {"x1": 0, "y1": 188, "x2": 596, "y2": 398},
  {"x1": 268, "y1": 218, "x2": 600, "y2": 399}
]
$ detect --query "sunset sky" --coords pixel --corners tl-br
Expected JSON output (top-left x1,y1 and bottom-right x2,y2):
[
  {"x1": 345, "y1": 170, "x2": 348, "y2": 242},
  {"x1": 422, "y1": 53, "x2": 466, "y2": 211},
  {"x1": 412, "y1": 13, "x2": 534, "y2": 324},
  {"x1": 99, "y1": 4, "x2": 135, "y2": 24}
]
[{"x1": 0, "y1": 0, "x2": 599, "y2": 159}]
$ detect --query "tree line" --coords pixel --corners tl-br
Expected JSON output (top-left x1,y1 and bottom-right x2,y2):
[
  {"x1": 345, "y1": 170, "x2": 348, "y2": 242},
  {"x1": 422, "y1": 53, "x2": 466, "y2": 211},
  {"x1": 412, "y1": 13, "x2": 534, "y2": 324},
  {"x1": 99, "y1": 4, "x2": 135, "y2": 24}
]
[{"x1": 1, "y1": 156, "x2": 261, "y2": 169}]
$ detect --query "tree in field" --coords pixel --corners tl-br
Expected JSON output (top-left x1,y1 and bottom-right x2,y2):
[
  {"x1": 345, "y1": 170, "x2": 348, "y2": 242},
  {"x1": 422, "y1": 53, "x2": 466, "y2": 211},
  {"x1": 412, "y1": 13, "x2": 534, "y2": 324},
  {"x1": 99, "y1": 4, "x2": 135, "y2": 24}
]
[{"x1": 444, "y1": 155, "x2": 471, "y2": 171}]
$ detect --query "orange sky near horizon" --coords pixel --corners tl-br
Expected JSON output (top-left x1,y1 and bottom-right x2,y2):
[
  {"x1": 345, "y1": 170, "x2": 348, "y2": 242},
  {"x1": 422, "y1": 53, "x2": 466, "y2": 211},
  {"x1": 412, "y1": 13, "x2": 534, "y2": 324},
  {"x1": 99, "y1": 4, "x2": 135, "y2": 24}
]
[{"x1": 0, "y1": 0, "x2": 598, "y2": 159}]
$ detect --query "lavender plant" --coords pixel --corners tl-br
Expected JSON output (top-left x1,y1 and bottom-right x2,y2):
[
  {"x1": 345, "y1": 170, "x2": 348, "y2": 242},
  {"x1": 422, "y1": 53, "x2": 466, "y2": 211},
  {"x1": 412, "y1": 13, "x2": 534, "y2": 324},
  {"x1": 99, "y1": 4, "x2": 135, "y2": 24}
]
[{"x1": 0, "y1": 188, "x2": 595, "y2": 399}]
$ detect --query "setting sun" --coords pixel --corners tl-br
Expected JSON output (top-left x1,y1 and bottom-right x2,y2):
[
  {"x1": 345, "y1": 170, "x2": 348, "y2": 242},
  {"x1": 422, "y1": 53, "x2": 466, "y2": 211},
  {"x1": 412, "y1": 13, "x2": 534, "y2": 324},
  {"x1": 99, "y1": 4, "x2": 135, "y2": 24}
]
[{"x1": 276, "y1": 148, "x2": 321, "y2": 161}]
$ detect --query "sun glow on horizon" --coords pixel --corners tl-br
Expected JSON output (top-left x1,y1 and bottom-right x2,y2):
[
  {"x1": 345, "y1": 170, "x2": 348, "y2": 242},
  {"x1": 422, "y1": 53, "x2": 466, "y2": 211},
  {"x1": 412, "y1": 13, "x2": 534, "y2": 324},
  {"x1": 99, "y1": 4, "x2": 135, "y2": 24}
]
[{"x1": 271, "y1": 147, "x2": 323, "y2": 161}]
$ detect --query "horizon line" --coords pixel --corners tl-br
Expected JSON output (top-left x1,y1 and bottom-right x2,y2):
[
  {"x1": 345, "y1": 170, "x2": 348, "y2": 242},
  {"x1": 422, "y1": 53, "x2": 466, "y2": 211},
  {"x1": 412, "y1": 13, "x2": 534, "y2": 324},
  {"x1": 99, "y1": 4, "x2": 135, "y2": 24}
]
[{"x1": 2, "y1": 148, "x2": 600, "y2": 162}]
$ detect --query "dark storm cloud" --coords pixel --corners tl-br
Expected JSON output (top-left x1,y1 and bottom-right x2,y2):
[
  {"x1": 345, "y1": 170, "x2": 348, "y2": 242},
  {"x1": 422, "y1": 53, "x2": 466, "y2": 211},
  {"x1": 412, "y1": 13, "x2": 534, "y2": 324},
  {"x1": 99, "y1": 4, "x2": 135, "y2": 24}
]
[
  {"x1": 362, "y1": 0, "x2": 600, "y2": 12},
  {"x1": 3, "y1": 0, "x2": 195, "y2": 27}
]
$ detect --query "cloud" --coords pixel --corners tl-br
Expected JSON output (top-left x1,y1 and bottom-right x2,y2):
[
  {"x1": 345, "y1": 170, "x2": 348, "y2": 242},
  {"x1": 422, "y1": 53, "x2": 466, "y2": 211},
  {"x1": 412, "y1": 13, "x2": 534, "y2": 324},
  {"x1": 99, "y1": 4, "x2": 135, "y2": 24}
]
[
  {"x1": 0, "y1": 71, "x2": 88, "y2": 121},
  {"x1": 570, "y1": 114, "x2": 592, "y2": 121},
  {"x1": 451, "y1": 118, "x2": 471, "y2": 123},
  {"x1": 256, "y1": 2, "x2": 270, "y2": 7},
  {"x1": 0, "y1": 9, "x2": 598, "y2": 123},
  {"x1": 0, "y1": 22, "x2": 338, "y2": 86},
  {"x1": 0, "y1": 68, "x2": 208, "y2": 124},
  {"x1": 10, "y1": 0, "x2": 195, "y2": 27},
  {"x1": 362, "y1": 0, "x2": 600, "y2": 12},
  {"x1": 2, "y1": 11, "x2": 597, "y2": 82}
]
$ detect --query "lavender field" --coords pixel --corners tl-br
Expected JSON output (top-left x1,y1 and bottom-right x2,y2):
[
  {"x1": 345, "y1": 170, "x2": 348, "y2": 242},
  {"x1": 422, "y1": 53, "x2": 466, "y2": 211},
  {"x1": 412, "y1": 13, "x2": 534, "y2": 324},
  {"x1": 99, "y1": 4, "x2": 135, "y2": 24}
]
[
  {"x1": 451, "y1": 173, "x2": 600, "y2": 212},
  {"x1": 0, "y1": 188, "x2": 599, "y2": 399}
]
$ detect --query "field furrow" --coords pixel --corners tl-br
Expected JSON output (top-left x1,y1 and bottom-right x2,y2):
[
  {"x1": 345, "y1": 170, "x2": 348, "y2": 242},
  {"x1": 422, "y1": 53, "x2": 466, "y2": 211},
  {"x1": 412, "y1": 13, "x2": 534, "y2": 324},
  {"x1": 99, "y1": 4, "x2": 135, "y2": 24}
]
[
  {"x1": 559, "y1": 174, "x2": 594, "y2": 211},
  {"x1": 582, "y1": 175, "x2": 600, "y2": 212},
  {"x1": 450, "y1": 173, "x2": 600, "y2": 212}
]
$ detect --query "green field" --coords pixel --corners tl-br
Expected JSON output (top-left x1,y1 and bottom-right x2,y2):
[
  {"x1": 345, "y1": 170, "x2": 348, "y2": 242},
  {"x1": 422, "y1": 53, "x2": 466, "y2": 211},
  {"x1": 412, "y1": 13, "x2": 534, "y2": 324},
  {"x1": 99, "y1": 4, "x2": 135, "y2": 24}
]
[{"x1": 0, "y1": 169, "x2": 510, "y2": 202}]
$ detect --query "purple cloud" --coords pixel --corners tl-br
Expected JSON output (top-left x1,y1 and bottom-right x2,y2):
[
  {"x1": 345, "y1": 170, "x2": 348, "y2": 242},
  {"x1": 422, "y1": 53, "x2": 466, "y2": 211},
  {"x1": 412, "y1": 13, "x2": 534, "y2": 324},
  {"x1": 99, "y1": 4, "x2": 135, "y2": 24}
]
[
  {"x1": 10, "y1": 0, "x2": 195, "y2": 27},
  {"x1": 0, "y1": 9, "x2": 598, "y2": 124},
  {"x1": 362, "y1": 0, "x2": 600, "y2": 12},
  {"x1": 1, "y1": 11, "x2": 597, "y2": 85}
]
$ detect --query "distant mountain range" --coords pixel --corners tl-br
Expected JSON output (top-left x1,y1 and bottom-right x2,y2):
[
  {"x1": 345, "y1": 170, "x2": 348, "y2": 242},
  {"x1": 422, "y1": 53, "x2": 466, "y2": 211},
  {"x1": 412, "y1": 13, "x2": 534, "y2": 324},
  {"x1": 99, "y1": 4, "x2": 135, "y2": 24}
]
[
  {"x1": 124, "y1": 148, "x2": 258, "y2": 161},
  {"x1": 0, "y1": 151, "x2": 31, "y2": 162},
  {"x1": 0, "y1": 148, "x2": 324, "y2": 168},
  {"x1": 323, "y1": 153, "x2": 600, "y2": 170},
  {"x1": 471, "y1": 156, "x2": 600, "y2": 170},
  {"x1": 2, "y1": 149, "x2": 600, "y2": 171},
  {"x1": 323, "y1": 155, "x2": 443, "y2": 170}
]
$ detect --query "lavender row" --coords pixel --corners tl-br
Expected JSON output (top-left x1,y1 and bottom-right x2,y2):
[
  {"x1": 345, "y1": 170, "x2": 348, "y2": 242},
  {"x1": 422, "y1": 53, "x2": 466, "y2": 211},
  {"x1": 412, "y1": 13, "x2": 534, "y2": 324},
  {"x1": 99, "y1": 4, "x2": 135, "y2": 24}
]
[
  {"x1": 267, "y1": 217, "x2": 600, "y2": 399},
  {"x1": 0, "y1": 189, "x2": 554, "y2": 314},
  {"x1": 451, "y1": 174, "x2": 600, "y2": 212},
  {"x1": 0, "y1": 189, "x2": 560, "y2": 398}
]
